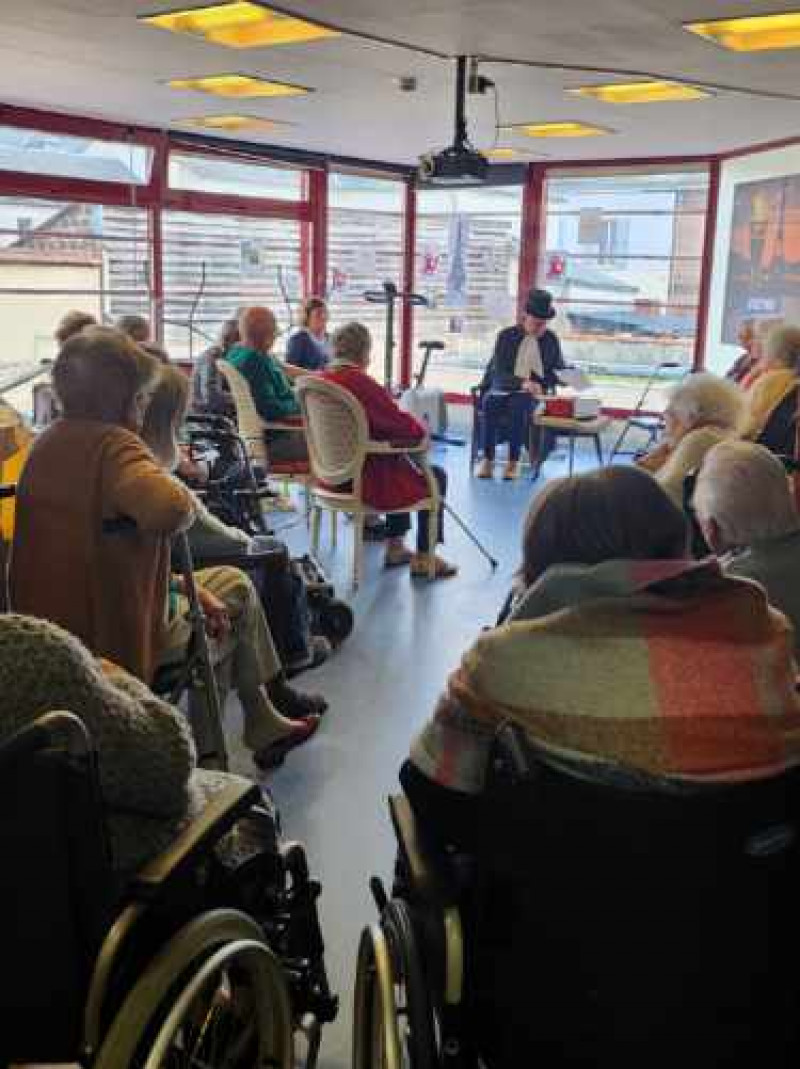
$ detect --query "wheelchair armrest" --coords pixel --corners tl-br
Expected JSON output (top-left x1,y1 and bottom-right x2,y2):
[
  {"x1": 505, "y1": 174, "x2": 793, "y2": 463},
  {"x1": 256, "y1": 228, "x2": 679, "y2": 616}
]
[
  {"x1": 131, "y1": 781, "x2": 261, "y2": 900},
  {"x1": 192, "y1": 543, "x2": 286, "y2": 571},
  {"x1": 389, "y1": 794, "x2": 459, "y2": 907}
]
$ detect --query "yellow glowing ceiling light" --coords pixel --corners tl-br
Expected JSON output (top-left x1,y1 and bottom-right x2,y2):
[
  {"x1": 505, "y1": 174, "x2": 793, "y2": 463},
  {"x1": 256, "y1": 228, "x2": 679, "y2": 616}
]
[
  {"x1": 167, "y1": 73, "x2": 310, "y2": 97},
  {"x1": 180, "y1": 114, "x2": 287, "y2": 131},
  {"x1": 567, "y1": 80, "x2": 710, "y2": 104},
  {"x1": 485, "y1": 147, "x2": 520, "y2": 159},
  {"x1": 684, "y1": 11, "x2": 800, "y2": 52},
  {"x1": 141, "y1": 2, "x2": 339, "y2": 49},
  {"x1": 503, "y1": 121, "x2": 612, "y2": 138}
]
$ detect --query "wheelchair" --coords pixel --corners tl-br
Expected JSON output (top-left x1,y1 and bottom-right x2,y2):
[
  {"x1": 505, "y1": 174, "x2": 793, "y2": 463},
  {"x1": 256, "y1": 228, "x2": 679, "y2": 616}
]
[
  {"x1": 354, "y1": 725, "x2": 800, "y2": 1069},
  {"x1": 184, "y1": 411, "x2": 277, "y2": 536},
  {"x1": 184, "y1": 413, "x2": 355, "y2": 649},
  {"x1": 0, "y1": 710, "x2": 337, "y2": 1068}
]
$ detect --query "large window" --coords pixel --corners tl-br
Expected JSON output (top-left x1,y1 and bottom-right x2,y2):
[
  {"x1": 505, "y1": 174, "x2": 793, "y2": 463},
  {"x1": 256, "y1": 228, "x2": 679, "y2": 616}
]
[
  {"x1": 162, "y1": 211, "x2": 303, "y2": 361},
  {"x1": 414, "y1": 186, "x2": 522, "y2": 393},
  {"x1": 168, "y1": 151, "x2": 302, "y2": 201},
  {"x1": 327, "y1": 173, "x2": 404, "y2": 373},
  {"x1": 0, "y1": 195, "x2": 150, "y2": 412},
  {"x1": 539, "y1": 168, "x2": 709, "y2": 408},
  {"x1": 0, "y1": 126, "x2": 152, "y2": 184}
]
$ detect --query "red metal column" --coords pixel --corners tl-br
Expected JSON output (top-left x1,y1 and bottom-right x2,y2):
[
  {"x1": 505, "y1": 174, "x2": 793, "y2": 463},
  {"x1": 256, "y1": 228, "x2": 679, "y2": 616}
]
[
  {"x1": 149, "y1": 133, "x2": 169, "y2": 343},
  {"x1": 693, "y1": 158, "x2": 721, "y2": 372},
  {"x1": 400, "y1": 177, "x2": 417, "y2": 389},
  {"x1": 517, "y1": 163, "x2": 546, "y2": 319},
  {"x1": 307, "y1": 167, "x2": 328, "y2": 298}
]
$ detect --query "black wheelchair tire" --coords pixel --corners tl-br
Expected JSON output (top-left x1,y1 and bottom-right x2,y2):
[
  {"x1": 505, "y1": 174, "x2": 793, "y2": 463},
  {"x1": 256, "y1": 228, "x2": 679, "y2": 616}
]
[
  {"x1": 314, "y1": 600, "x2": 354, "y2": 647},
  {"x1": 382, "y1": 900, "x2": 438, "y2": 1069}
]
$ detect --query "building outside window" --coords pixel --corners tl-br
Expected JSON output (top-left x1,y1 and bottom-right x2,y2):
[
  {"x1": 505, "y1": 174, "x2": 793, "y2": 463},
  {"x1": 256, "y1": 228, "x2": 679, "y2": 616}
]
[
  {"x1": 0, "y1": 196, "x2": 149, "y2": 412},
  {"x1": 161, "y1": 211, "x2": 302, "y2": 362},
  {"x1": 413, "y1": 185, "x2": 522, "y2": 393},
  {"x1": 327, "y1": 173, "x2": 405, "y2": 377},
  {"x1": 539, "y1": 168, "x2": 709, "y2": 409}
]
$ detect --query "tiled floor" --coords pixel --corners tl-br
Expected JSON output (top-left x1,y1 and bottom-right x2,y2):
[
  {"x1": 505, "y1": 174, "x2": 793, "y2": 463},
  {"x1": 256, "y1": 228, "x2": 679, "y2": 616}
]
[{"x1": 223, "y1": 410, "x2": 623, "y2": 1068}]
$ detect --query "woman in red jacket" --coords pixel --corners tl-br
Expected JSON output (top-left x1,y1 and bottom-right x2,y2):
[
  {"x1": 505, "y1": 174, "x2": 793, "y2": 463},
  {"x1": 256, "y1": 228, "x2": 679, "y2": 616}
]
[{"x1": 322, "y1": 322, "x2": 457, "y2": 579}]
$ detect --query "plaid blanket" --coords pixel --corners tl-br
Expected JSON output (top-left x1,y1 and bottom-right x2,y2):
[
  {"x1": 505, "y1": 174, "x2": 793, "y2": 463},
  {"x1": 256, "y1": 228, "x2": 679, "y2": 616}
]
[{"x1": 410, "y1": 559, "x2": 800, "y2": 794}]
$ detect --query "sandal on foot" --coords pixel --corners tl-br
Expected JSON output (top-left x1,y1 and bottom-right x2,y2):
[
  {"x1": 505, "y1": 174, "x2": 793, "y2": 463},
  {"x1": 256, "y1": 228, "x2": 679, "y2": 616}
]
[
  {"x1": 253, "y1": 716, "x2": 320, "y2": 770},
  {"x1": 410, "y1": 554, "x2": 459, "y2": 580}
]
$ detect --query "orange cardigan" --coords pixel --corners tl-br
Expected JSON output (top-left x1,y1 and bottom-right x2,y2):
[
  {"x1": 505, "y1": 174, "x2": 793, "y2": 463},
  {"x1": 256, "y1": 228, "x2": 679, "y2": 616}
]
[{"x1": 10, "y1": 419, "x2": 194, "y2": 683}]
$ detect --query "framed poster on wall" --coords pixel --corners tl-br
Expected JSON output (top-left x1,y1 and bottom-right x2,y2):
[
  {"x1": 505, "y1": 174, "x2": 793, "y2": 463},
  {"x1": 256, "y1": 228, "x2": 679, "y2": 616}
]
[{"x1": 722, "y1": 174, "x2": 800, "y2": 342}]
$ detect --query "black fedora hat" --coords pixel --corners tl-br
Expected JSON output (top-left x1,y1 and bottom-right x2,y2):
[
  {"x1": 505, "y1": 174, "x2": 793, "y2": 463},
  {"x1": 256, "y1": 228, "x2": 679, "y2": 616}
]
[{"x1": 525, "y1": 288, "x2": 556, "y2": 320}]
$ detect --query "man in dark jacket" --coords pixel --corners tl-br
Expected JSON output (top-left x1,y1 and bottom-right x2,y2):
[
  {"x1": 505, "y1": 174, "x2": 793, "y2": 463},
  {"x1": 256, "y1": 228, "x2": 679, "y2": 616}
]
[{"x1": 476, "y1": 288, "x2": 565, "y2": 480}]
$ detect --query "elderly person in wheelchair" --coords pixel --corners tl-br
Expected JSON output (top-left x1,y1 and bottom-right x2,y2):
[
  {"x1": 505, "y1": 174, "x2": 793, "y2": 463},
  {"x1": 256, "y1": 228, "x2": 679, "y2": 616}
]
[
  {"x1": 142, "y1": 365, "x2": 328, "y2": 738},
  {"x1": 320, "y1": 321, "x2": 457, "y2": 579},
  {"x1": 10, "y1": 328, "x2": 319, "y2": 771},
  {"x1": 408, "y1": 465, "x2": 800, "y2": 843},
  {"x1": 355, "y1": 467, "x2": 800, "y2": 1068},
  {"x1": 0, "y1": 613, "x2": 336, "y2": 1068}
]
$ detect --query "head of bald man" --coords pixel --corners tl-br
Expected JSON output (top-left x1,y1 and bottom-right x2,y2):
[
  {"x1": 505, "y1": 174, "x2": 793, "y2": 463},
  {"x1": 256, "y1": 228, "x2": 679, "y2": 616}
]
[{"x1": 239, "y1": 306, "x2": 277, "y2": 353}]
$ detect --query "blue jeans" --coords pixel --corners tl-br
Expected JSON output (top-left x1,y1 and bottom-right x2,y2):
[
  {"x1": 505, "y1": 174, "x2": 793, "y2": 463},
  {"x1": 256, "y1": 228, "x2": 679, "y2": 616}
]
[{"x1": 481, "y1": 392, "x2": 534, "y2": 462}]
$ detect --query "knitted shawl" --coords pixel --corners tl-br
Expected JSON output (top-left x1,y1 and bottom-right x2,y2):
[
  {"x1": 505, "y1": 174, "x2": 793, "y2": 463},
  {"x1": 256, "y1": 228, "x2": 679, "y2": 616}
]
[
  {"x1": 411, "y1": 559, "x2": 800, "y2": 794},
  {"x1": 0, "y1": 614, "x2": 257, "y2": 876}
]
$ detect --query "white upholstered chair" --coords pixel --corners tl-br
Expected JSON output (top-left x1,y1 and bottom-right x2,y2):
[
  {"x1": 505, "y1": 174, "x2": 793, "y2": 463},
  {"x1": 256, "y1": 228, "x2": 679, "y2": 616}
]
[
  {"x1": 217, "y1": 359, "x2": 310, "y2": 494},
  {"x1": 296, "y1": 376, "x2": 440, "y2": 589}
]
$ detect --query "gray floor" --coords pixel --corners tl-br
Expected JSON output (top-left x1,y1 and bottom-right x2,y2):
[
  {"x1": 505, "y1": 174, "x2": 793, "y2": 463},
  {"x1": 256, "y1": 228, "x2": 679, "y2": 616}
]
[{"x1": 224, "y1": 410, "x2": 625, "y2": 1068}]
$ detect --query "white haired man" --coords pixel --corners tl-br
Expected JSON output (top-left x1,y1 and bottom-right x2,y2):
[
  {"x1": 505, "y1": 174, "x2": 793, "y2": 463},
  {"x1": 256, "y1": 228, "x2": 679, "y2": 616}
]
[
  {"x1": 637, "y1": 372, "x2": 743, "y2": 508},
  {"x1": 694, "y1": 440, "x2": 800, "y2": 652}
]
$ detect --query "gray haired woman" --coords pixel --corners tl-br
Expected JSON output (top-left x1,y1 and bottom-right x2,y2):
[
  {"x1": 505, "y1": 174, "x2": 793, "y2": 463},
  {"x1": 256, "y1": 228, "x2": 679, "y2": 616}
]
[{"x1": 637, "y1": 372, "x2": 743, "y2": 507}]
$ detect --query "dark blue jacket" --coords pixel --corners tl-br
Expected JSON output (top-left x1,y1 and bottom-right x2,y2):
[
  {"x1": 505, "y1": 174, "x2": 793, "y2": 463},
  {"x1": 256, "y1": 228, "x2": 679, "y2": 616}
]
[
  {"x1": 286, "y1": 328, "x2": 330, "y2": 371},
  {"x1": 479, "y1": 326, "x2": 565, "y2": 394}
]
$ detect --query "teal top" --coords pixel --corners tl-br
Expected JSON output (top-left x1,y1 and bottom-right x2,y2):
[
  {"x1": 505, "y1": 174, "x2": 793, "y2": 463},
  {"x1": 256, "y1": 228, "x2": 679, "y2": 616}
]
[{"x1": 225, "y1": 345, "x2": 300, "y2": 421}]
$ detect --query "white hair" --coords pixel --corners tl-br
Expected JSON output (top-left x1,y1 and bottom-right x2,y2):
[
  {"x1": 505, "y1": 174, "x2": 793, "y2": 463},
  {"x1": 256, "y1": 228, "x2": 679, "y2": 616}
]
[
  {"x1": 666, "y1": 373, "x2": 743, "y2": 433},
  {"x1": 765, "y1": 324, "x2": 800, "y2": 370},
  {"x1": 694, "y1": 440, "x2": 799, "y2": 548}
]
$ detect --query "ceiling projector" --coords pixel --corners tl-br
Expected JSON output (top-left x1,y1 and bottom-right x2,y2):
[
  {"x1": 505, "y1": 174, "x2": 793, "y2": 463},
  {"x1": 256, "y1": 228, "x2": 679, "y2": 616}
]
[
  {"x1": 419, "y1": 145, "x2": 488, "y2": 185},
  {"x1": 418, "y1": 56, "x2": 489, "y2": 186}
]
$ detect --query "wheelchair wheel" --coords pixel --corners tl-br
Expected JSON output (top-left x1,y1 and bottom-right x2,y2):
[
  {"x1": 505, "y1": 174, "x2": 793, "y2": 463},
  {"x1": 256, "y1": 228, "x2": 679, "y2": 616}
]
[
  {"x1": 94, "y1": 909, "x2": 293, "y2": 1069},
  {"x1": 314, "y1": 599, "x2": 354, "y2": 647},
  {"x1": 353, "y1": 925, "x2": 403, "y2": 1069},
  {"x1": 382, "y1": 901, "x2": 437, "y2": 1069}
]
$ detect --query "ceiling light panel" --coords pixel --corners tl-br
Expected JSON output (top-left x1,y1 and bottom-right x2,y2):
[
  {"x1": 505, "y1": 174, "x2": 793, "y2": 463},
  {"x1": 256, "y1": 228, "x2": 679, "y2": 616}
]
[
  {"x1": 568, "y1": 81, "x2": 710, "y2": 104},
  {"x1": 684, "y1": 11, "x2": 800, "y2": 52},
  {"x1": 180, "y1": 114, "x2": 288, "y2": 131},
  {"x1": 503, "y1": 122, "x2": 612, "y2": 138},
  {"x1": 141, "y1": 2, "x2": 339, "y2": 49},
  {"x1": 167, "y1": 73, "x2": 310, "y2": 97}
]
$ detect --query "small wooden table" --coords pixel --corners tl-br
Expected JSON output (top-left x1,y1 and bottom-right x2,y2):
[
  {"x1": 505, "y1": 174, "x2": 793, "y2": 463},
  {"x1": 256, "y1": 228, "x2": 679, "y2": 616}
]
[{"x1": 530, "y1": 413, "x2": 611, "y2": 478}]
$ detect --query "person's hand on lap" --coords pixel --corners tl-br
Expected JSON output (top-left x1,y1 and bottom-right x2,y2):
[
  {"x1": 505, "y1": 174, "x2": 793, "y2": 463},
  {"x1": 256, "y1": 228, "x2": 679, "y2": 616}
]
[{"x1": 196, "y1": 587, "x2": 231, "y2": 639}]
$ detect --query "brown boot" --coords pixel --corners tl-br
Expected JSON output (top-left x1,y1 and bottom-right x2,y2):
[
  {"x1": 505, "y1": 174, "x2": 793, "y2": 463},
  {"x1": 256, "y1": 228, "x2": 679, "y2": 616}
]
[{"x1": 503, "y1": 460, "x2": 521, "y2": 481}]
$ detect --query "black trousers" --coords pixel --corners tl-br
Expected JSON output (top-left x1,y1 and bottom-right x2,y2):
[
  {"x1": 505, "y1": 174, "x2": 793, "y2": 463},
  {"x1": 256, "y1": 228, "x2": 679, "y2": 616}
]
[{"x1": 384, "y1": 464, "x2": 447, "y2": 552}]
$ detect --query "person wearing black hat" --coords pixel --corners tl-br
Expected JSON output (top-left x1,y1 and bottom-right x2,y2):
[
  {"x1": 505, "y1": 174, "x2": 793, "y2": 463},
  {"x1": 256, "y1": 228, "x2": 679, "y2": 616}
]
[{"x1": 475, "y1": 288, "x2": 566, "y2": 479}]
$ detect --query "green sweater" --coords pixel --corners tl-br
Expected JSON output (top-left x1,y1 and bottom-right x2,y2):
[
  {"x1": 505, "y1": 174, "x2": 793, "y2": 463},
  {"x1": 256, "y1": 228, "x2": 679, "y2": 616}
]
[{"x1": 225, "y1": 345, "x2": 300, "y2": 421}]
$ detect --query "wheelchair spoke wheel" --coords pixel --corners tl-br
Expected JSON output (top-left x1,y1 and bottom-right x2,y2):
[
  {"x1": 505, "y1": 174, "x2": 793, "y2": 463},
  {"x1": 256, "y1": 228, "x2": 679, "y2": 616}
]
[
  {"x1": 353, "y1": 925, "x2": 403, "y2": 1069},
  {"x1": 94, "y1": 910, "x2": 293, "y2": 1069},
  {"x1": 382, "y1": 902, "x2": 437, "y2": 1069},
  {"x1": 145, "y1": 940, "x2": 287, "y2": 1069}
]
